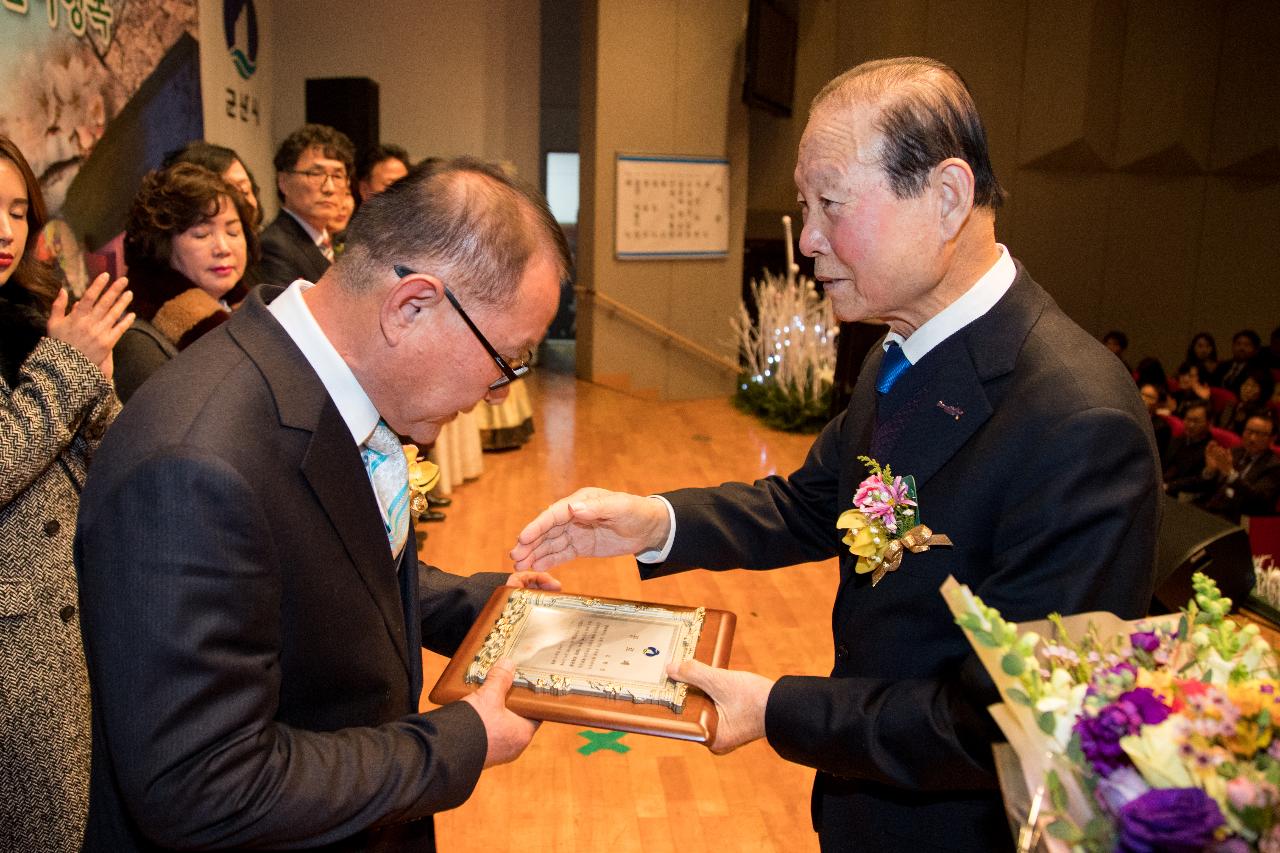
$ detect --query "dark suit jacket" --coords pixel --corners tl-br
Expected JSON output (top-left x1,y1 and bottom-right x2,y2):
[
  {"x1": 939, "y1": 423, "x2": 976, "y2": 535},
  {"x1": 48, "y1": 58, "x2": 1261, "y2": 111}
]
[
  {"x1": 1164, "y1": 432, "x2": 1210, "y2": 496},
  {"x1": 257, "y1": 211, "x2": 331, "y2": 287},
  {"x1": 1198, "y1": 447, "x2": 1280, "y2": 521},
  {"x1": 645, "y1": 264, "x2": 1161, "y2": 853},
  {"x1": 75, "y1": 287, "x2": 504, "y2": 851}
]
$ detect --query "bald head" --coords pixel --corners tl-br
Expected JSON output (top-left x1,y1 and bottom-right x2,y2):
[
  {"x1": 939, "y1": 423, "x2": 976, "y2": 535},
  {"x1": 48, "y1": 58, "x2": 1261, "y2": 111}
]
[
  {"x1": 812, "y1": 57, "x2": 1005, "y2": 209},
  {"x1": 336, "y1": 157, "x2": 571, "y2": 306}
]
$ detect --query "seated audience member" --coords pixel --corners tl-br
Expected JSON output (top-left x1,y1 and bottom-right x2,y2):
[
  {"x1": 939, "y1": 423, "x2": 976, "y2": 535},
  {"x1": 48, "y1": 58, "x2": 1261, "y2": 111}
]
[
  {"x1": 257, "y1": 124, "x2": 355, "y2": 287},
  {"x1": 1134, "y1": 357, "x2": 1166, "y2": 393},
  {"x1": 1217, "y1": 368, "x2": 1274, "y2": 436},
  {"x1": 1186, "y1": 331, "x2": 1219, "y2": 383},
  {"x1": 1140, "y1": 383, "x2": 1172, "y2": 460},
  {"x1": 163, "y1": 141, "x2": 261, "y2": 230},
  {"x1": 1164, "y1": 401, "x2": 1212, "y2": 497},
  {"x1": 1196, "y1": 414, "x2": 1280, "y2": 522},
  {"x1": 1, "y1": 135, "x2": 133, "y2": 851},
  {"x1": 1265, "y1": 325, "x2": 1280, "y2": 371},
  {"x1": 1213, "y1": 329, "x2": 1263, "y2": 394},
  {"x1": 114, "y1": 164, "x2": 258, "y2": 402},
  {"x1": 356, "y1": 143, "x2": 410, "y2": 204},
  {"x1": 1171, "y1": 360, "x2": 1212, "y2": 417},
  {"x1": 1102, "y1": 329, "x2": 1131, "y2": 372}
]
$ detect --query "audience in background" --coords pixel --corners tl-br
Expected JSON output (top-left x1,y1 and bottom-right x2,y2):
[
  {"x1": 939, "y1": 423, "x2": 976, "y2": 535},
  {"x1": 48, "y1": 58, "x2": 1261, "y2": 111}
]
[
  {"x1": 1217, "y1": 368, "x2": 1275, "y2": 437},
  {"x1": 356, "y1": 143, "x2": 410, "y2": 203},
  {"x1": 1185, "y1": 331, "x2": 1220, "y2": 384},
  {"x1": 329, "y1": 188, "x2": 355, "y2": 255},
  {"x1": 1213, "y1": 328, "x2": 1264, "y2": 394},
  {"x1": 1140, "y1": 382, "x2": 1172, "y2": 460},
  {"x1": 162, "y1": 141, "x2": 261, "y2": 231},
  {"x1": 1102, "y1": 329, "x2": 1131, "y2": 372},
  {"x1": 1171, "y1": 360, "x2": 1212, "y2": 417},
  {"x1": 1134, "y1": 356, "x2": 1166, "y2": 393},
  {"x1": 1194, "y1": 414, "x2": 1280, "y2": 522},
  {"x1": 257, "y1": 124, "x2": 355, "y2": 287},
  {"x1": 1264, "y1": 325, "x2": 1280, "y2": 372},
  {"x1": 0, "y1": 135, "x2": 133, "y2": 851},
  {"x1": 1164, "y1": 401, "x2": 1212, "y2": 497},
  {"x1": 113, "y1": 164, "x2": 259, "y2": 402}
]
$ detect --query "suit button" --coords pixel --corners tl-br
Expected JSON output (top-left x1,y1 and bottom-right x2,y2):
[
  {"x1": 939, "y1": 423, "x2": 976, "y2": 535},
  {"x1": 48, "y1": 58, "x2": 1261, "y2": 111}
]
[
  {"x1": 59, "y1": 605, "x2": 76, "y2": 623},
  {"x1": 43, "y1": 519, "x2": 60, "y2": 537},
  {"x1": 835, "y1": 643, "x2": 849, "y2": 660}
]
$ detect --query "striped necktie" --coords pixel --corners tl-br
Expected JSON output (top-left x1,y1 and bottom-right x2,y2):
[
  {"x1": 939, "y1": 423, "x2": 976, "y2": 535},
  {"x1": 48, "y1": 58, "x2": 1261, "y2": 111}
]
[
  {"x1": 361, "y1": 420, "x2": 410, "y2": 558},
  {"x1": 318, "y1": 232, "x2": 335, "y2": 263},
  {"x1": 876, "y1": 341, "x2": 911, "y2": 394}
]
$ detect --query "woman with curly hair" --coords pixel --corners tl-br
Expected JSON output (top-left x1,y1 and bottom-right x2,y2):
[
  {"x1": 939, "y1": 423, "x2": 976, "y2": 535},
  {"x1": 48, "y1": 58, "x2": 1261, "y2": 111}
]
[
  {"x1": 0, "y1": 134, "x2": 133, "y2": 851},
  {"x1": 113, "y1": 162, "x2": 260, "y2": 402}
]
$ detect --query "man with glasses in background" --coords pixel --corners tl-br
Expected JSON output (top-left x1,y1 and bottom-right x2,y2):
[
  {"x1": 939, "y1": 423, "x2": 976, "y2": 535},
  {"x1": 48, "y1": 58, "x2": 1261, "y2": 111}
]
[
  {"x1": 75, "y1": 158, "x2": 570, "y2": 851},
  {"x1": 258, "y1": 124, "x2": 356, "y2": 288}
]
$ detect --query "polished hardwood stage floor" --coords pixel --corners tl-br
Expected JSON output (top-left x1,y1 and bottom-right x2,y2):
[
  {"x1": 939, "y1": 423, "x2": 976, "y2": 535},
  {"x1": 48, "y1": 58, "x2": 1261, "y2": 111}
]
[{"x1": 417, "y1": 370, "x2": 836, "y2": 853}]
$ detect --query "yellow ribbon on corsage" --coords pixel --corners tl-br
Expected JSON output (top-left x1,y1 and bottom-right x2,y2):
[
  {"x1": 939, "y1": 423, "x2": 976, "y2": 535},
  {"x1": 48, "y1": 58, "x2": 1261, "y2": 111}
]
[
  {"x1": 402, "y1": 445, "x2": 441, "y2": 519},
  {"x1": 838, "y1": 457, "x2": 954, "y2": 587}
]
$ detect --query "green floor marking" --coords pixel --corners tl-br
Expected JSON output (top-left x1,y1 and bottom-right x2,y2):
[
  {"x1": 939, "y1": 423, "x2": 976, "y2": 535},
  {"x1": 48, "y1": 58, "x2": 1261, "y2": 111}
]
[{"x1": 577, "y1": 730, "x2": 629, "y2": 755}]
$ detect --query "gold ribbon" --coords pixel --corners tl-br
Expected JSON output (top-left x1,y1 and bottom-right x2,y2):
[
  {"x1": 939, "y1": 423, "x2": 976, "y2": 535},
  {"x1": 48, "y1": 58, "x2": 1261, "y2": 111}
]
[{"x1": 871, "y1": 524, "x2": 953, "y2": 587}]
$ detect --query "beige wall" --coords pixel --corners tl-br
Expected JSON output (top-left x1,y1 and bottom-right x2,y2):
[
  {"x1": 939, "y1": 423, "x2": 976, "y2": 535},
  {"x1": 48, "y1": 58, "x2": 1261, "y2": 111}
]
[
  {"x1": 579, "y1": 0, "x2": 750, "y2": 399},
  {"x1": 748, "y1": 0, "x2": 1280, "y2": 372},
  {"x1": 269, "y1": 0, "x2": 541, "y2": 183}
]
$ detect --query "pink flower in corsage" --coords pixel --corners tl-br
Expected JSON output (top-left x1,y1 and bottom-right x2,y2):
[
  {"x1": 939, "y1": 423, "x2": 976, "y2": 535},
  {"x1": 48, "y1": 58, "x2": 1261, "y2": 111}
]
[{"x1": 837, "y1": 456, "x2": 952, "y2": 587}]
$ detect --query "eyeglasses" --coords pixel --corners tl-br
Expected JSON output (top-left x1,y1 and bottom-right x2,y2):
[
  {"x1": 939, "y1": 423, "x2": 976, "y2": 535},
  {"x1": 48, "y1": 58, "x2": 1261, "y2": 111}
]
[
  {"x1": 285, "y1": 168, "x2": 348, "y2": 189},
  {"x1": 393, "y1": 265, "x2": 531, "y2": 391}
]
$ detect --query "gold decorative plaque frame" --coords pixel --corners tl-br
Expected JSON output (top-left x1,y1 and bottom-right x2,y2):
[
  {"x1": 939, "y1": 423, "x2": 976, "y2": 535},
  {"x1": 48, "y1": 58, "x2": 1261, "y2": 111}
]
[{"x1": 430, "y1": 587, "x2": 736, "y2": 743}]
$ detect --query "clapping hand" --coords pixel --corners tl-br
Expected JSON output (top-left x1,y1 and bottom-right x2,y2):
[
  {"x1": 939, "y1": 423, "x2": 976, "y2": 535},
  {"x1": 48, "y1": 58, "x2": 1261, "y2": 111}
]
[
  {"x1": 509, "y1": 487, "x2": 671, "y2": 571},
  {"x1": 1204, "y1": 441, "x2": 1234, "y2": 477},
  {"x1": 45, "y1": 273, "x2": 134, "y2": 380}
]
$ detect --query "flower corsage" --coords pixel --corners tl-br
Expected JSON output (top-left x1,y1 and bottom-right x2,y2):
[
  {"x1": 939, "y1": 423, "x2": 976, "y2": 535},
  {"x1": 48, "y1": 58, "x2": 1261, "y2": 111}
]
[
  {"x1": 836, "y1": 455, "x2": 953, "y2": 586},
  {"x1": 403, "y1": 444, "x2": 442, "y2": 519}
]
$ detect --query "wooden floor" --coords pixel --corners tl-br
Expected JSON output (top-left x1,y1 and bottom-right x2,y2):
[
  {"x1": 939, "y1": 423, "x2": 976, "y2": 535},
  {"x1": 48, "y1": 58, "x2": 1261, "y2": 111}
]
[{"x1": 416, "y1": 370, "x2": 835, "y2": 853}]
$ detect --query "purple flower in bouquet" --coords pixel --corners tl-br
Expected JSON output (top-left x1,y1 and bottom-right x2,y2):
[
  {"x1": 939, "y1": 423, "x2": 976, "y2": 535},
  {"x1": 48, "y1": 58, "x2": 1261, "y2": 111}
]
[
  {"x1": 1095, "y1": 766, "x2": 1150, "y2": 815},
  {"x1": 1077, "y1": 689, "x2": 1168, "y2": 776},
  {"x1": 1130, "y1": 630, "x2": 1160, "y2": 653},
  {"x1": 853, "y1": 474, "x2": 914, "y2": 532},
  {"x1": 1120, "y1": 687, "x2": 1171, "y2": 725},
  {"x1": 1117, "y1": 787, "x2": 1225, "y2": 853}
]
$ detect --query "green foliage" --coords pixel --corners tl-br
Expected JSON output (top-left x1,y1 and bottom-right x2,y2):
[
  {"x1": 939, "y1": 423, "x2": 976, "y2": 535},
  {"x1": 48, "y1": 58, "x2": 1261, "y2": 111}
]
[{"x1": 733, "y1": 372, "x2": 832, "y2": 433}]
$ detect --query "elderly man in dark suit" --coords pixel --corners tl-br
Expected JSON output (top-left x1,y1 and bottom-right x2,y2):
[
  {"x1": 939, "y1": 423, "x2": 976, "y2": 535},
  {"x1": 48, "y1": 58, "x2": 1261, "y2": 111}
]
[
  {"x1": 256, "y1": 124, "x2": 355, "y2": 288},
  {"x1": 1197, "y1": 414, "x2": 1280, "y2": 522},
  {"x1": 76, "y1": 159, "x2": 569, "y2": 851},
  {"x1": 511, "y1": 57, "x2": 1160, "y2": 852}
]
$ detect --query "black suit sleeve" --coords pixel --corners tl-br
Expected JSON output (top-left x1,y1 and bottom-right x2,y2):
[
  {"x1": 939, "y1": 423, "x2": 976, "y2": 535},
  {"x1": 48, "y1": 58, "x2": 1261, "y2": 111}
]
[
  {"x1": 659, "y1": 407, "x2": 1157, "y2": 791},
  {"x1": 256, "y1": 235, "x2": 307, "y2": 287},
  {"x1": 77, "y1": 449, "x2": 488, "y2": 849}
]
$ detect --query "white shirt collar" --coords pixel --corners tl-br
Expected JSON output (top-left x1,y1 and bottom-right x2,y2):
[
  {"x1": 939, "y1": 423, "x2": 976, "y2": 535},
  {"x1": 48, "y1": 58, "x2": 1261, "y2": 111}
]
[
  {"x1": 283, "y1": 207, "x2": 330, "y2": 249},
  {"x1": 884, "y1": 244, "x2": 1016, "y2": 363},
  {"x1": 268, "y1": 279, "x2": 380, "y2": 445}
]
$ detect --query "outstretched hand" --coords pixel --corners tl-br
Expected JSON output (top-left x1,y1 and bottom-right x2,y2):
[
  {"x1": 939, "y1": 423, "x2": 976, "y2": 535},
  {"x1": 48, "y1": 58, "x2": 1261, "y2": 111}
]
[
  {"x1": 509, "y1": 487, "x2": 671, "y2": 572},
  {"x1": 667, "y1": 660, "x2": 774, "y2": 755},
  {"x1": 460, "y1": 659, "x2": 540, "y2": 768},
  {"x1": 45, "y1": 273, "x2": 134, "y2": 380}
]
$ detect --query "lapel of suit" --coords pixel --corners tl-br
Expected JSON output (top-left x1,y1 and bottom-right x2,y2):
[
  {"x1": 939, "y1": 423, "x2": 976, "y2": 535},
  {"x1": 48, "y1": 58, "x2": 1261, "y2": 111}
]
[
  {"x1": 227, "y1": 291, "x2": 412, "y2": 675},
  {"x1": 276, "y1": 213, "x2": 331, "y2": 282},
  {"x1": 863, "y1": 264, "x2": 1047, "y2": 495}
]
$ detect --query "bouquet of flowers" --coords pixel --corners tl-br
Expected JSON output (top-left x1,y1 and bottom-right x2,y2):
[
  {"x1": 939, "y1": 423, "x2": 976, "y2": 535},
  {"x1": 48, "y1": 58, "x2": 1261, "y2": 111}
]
[{"x1": 945, "y1": 573, "x2": 1280, "y2": 852}]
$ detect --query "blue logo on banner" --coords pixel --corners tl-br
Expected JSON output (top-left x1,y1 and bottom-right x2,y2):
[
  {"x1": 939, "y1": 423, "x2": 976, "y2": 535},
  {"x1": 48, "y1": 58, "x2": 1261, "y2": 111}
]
[
  {"x1": 224, "y1": 0, "x2": 259, "y2": 80},
  {"x1": 643, "y1": 647, "x2": 660, "y2": 657}
]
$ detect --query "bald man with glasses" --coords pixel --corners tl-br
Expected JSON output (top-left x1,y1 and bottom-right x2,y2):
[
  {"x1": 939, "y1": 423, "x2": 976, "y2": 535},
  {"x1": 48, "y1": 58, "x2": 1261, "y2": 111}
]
[{"x1": 75, "y1": 158, "x2": 571, "y2": 852}]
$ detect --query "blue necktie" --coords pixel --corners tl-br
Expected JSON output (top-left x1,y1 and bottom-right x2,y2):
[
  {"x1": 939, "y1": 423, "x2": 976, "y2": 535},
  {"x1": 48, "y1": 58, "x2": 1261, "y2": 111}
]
[
  {"x1": 361, "y1": 421, "x2": 410, "y2": 558},
  {"x1": 875, "y1": 341, "x2": 911, "y2": 394}
]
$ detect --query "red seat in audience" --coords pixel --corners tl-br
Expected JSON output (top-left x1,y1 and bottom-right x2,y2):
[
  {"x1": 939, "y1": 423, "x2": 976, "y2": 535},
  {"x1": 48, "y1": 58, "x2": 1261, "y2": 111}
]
[
  {"x1": 1210, "y1": 426, "x2": 1242, "y2": 449},
  {"x1": 1208, "y1": 386, "x2": 1237, "y2": 416},
  {"x1": 1162, "y1": 413, "x2": 1184, "y2": 438},
  {"x1": 1167, "y1": 376, "x2": 1181, "y2": 394},
  {"x1": 1246, "y1": 515, "x2": 1280, "y2": 560}
]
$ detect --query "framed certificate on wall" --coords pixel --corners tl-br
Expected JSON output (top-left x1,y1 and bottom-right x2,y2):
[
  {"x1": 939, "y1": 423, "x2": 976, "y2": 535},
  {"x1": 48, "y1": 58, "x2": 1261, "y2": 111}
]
[
  {"x1": 614, "y1": 154, "x2": 730, "y2": 260},
  {"x1": 429, "y1": 588, "x2": 736, "y2": 743}
]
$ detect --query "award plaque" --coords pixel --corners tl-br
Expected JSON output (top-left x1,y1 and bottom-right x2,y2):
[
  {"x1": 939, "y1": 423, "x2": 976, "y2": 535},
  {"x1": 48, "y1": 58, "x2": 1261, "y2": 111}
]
[{"x1": 429, "y1": 587, "x2": 736, "y2": 743}]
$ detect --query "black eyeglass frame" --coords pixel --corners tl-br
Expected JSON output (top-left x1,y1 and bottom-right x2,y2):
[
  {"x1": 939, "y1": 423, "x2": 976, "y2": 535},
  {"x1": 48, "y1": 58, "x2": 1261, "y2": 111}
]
[
  {"x1": 393, "y1": 264, "x2": 530, "y2": 391},
  {"x1": 284, "y1": 168, "x2": 349, "y2": 188}
]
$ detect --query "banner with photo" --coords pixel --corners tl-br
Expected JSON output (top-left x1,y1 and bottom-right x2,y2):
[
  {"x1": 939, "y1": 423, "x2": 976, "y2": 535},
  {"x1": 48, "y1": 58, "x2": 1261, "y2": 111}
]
[{"x1": 1, "y1": 0, "x2": 202, "y2": 291}]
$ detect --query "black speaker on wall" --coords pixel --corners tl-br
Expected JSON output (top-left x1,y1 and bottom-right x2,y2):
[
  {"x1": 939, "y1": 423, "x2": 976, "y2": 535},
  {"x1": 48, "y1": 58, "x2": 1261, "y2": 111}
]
[
  {"x1": 305, "y1": 77, "x2": 379, "y2": 163},
  {"x1": 1152, "y1": 496, "x2": 1255, "y2": 613}
]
